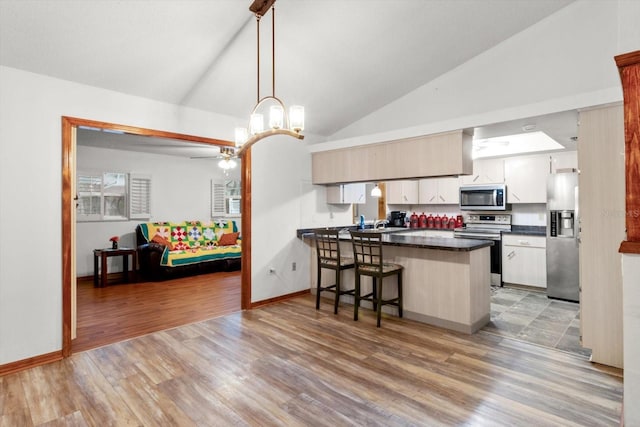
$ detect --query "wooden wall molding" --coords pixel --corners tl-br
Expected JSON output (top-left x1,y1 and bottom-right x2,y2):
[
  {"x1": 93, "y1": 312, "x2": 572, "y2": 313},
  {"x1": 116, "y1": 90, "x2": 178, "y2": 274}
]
[
  {"x1": 615, "y1": 50, "x2": 640, "y2": 253},
  {"x1": 0, "y1": 351, "x2": 62, "y2": 376},
  {"x1": 250, "y1": 289, "x2": 310, "y2": 309}
]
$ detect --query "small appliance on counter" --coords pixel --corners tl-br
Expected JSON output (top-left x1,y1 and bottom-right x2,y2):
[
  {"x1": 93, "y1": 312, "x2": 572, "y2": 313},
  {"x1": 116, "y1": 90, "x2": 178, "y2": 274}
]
[{"x1": 389, "y1": 211, "x2": 406, "y2": 227}]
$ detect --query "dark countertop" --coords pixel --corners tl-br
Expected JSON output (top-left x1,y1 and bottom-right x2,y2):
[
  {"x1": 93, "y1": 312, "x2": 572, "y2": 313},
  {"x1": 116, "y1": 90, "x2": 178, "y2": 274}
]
[
  {"x1": 503, "y1": 225, "x2": 546, "y2": 237},
  {"x1": 298, "y1": 226, "x2": 493, "y2": 252}
]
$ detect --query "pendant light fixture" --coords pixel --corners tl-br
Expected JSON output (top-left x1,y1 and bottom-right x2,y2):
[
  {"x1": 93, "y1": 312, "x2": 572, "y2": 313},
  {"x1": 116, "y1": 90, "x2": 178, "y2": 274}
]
[
  {"x1": 371, "y1": 183, "x2": 382, "y2": 198},
  {"x1": 234, "y1": 0, "x2": 304, "y2": 156}
]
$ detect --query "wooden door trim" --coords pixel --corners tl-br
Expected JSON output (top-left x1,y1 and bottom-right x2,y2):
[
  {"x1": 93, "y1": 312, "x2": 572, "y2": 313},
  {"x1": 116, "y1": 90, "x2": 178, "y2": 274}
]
[
  {"x1": 615, "y1": 50, "x2": 640, "y2": 253},
  {"x1": 61, "y1": 116, "x2": 251, "y2": 357}
]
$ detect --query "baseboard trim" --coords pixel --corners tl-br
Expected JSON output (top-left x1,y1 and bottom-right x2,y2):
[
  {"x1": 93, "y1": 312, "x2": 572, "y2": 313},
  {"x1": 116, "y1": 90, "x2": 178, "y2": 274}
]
[
  {"x1": 0, "y1": 350, "x2": 63, "y2": 376},
  {"x1": 403, "y1": 310, "x2": 490, "y2": 334},
  {"x1": 251, "y1": 289, "x2": 310, "y2": 308}
]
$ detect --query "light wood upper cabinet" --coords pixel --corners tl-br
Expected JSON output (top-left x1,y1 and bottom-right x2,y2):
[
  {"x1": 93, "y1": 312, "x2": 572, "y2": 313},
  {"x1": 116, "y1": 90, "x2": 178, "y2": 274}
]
[
  {"x1": 418, "y1": 177, "x2": 460, "y2": 204},
  {"x1": 312, "y1": 130, "x2": 473, "y2": 184},
  {"x1": 504, "y1": 154, "x2": 550, "y2": 204},
  {"x1": 460, "y1": 158, "x2": 504, "y2": 185},
  {"x1": 386, "y1": 180, "x2": 419, "y2": 204}
]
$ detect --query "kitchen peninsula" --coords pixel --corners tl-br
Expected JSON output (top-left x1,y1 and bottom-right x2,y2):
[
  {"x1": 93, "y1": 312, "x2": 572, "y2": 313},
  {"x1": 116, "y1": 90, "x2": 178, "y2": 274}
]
[{"x1": 298, "y1": 227, "x2": 493, "y2": 333}]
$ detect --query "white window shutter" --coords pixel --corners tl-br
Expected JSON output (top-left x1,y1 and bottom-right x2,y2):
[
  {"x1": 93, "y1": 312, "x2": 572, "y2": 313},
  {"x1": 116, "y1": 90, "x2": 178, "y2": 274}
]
[
  {"x1": 76, "y1": 171, "x2": 102, "y2": 221},
  {"x1": 129, "y1": 174, "x2": 151, "y2": 219},
  {"x1": 211, "y1": 180, "x2": 226, "y2": 217}
]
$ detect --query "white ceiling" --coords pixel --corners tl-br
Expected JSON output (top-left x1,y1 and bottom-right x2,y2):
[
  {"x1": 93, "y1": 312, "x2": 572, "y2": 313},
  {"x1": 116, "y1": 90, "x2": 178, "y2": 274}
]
[{"x1": 0, "y1": 0, "x2": 576, "y2": 141}]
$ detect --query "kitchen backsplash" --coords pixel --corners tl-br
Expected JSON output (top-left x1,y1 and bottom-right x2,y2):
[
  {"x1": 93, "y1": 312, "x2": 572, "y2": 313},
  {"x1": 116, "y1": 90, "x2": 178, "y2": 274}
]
[
  {"x1": 510, "y1": 204, "x2": 546, "y2": 226},
  {"x1": 389, "y1": 203, "x2": 547, "y2": 227}
]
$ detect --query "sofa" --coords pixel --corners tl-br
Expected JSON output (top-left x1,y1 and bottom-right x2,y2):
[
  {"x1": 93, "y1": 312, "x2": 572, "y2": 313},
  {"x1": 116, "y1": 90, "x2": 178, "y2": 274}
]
[{"x1": 136, "y1": 219, "x2": 241, "y2": 281}]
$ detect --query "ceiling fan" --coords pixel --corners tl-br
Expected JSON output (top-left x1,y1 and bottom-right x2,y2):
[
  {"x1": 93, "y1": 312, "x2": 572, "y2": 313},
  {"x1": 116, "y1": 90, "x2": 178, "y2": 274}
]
[{"x1": 191, "y1": 146, "x2": 238, "y2": 170}]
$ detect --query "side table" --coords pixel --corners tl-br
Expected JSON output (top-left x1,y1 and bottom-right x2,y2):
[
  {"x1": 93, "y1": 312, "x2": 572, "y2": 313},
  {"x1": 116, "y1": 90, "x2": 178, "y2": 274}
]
[{"x1": 93, "y1": 248, "x2": 137, "y2": 288}]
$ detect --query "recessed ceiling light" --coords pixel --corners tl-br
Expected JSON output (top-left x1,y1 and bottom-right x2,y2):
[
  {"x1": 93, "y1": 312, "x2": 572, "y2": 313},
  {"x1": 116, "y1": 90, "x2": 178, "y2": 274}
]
[
  {"x1": 522, "y1": 124, "x2": 537, "y2": 132},
  {"x1": 472, "y1": 131, "x2": 563, "y2": 159}
]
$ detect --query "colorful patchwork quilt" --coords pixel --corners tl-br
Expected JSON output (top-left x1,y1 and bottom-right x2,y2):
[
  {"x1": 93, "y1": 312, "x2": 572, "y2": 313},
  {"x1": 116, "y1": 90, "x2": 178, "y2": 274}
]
[{"x1": 139, "y1": 220, "x2": 241, "y2": 267}]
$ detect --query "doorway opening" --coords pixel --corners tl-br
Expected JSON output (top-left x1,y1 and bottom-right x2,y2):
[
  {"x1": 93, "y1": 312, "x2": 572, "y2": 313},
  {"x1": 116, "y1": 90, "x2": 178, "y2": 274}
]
[{"x1": 61, "y1": 116, "x2": 252, "y2": 357}]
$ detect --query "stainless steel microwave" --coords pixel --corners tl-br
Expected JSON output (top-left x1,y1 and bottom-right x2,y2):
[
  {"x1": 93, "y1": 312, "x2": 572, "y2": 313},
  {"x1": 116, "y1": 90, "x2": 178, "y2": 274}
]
[{"x1": 459, "y1": 184, "x2": 511, "y2": 211}]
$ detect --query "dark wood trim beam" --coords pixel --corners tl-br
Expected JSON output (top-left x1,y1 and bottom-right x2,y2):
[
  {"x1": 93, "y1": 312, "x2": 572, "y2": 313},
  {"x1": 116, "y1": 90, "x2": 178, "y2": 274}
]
[
  {"x1": 615, "y1": 50, "x2": 640, "y2": 253},
  {"x1": 241, "y1": 148, "x2": 252, "y2": 310}
]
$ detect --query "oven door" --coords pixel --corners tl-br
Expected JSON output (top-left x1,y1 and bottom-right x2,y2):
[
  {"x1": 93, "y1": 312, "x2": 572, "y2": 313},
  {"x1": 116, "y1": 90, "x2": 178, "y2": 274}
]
[{"x1": 454, "y1": 232, "x2": 502, "y2": 286}]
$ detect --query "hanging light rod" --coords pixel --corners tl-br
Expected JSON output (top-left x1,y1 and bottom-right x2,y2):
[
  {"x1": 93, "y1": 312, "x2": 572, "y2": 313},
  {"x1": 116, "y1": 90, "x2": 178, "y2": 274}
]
[
  {"x1": 249, "y1": 0, "x2": 276, "y2": 17},
  {"x1": 235, "y1": 0, "x2": 304, "y2": 156}
]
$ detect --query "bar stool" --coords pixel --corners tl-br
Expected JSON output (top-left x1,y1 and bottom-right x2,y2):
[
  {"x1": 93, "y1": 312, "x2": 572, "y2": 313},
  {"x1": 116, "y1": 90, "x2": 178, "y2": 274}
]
[
  {"x1": 314, "y1": 229, "x2": 355, "y2": 314},
  {"x1": 350, "y1": 231, "x2": 403, "y2": 327}
]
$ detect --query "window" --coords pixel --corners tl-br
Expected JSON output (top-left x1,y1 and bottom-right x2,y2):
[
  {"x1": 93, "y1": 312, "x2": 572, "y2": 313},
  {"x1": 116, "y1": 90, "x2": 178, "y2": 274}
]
[
  {"x1": 211, "y1": 179, "x2": 241, "y2": 217},
  {"x1": 77, "y1": 171, "x2": 151, "y2": 221}
]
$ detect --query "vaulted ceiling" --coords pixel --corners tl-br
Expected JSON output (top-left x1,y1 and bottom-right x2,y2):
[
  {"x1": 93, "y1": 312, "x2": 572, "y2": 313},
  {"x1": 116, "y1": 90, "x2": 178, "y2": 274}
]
[{"x1": 0, "y1": 0, "x2": 575, "y2": 140}]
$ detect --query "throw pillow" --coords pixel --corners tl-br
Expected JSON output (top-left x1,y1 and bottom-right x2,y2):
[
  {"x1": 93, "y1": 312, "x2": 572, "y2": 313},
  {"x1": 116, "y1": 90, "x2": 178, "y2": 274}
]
[
  {"x1": 218, "y1": 232, "x2": 240, "y2": 246},
  {"x1": 151, "y1": 234, "x2": 174, "y2": 250}
]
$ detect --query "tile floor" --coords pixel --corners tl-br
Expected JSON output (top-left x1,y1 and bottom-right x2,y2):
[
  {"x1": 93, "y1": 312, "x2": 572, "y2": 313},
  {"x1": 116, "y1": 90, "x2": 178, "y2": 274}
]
[{"x1": 482, "y1": 286, "x2": 591, "y2": 358}]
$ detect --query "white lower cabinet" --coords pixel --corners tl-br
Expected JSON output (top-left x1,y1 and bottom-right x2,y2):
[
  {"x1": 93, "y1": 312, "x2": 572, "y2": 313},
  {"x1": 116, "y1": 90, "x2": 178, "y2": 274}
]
[{"x1": 502, "y1": 234, "x2": 547, "y2": 288}]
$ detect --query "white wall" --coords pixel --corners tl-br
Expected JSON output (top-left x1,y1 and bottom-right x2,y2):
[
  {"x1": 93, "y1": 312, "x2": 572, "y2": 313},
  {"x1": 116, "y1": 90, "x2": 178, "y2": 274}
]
[
  {"x1": 75, "y1": 145, "x2": 240, "y2": 276},
  {"x1": 0, "y1": 65, "x2": 239, "y2": 364},
  {"x1": 319, "y1": 0, "x2": 629, "y2": 150},
  {"x1": 623, "y1": 254, "x2": 640, "y2": 425}
]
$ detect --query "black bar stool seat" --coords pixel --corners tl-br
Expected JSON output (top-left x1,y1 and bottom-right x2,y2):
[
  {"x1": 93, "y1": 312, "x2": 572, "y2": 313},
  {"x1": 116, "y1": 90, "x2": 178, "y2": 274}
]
[
  {"x1": 350, "y1": 231, "x2": 403, "y2": 327},
  {"x1": 314, "y1": 230, "x2": 355, "y2": 314}
]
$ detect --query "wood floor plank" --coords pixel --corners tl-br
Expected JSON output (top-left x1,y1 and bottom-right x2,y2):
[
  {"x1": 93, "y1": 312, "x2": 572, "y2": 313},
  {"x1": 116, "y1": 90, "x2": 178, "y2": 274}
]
[
  {"x1": 1, "y1": 294, "x2": 623, "y2": 426},
  {"x1": 73, "y1": 271, "x2": 241, "y2": 353}
]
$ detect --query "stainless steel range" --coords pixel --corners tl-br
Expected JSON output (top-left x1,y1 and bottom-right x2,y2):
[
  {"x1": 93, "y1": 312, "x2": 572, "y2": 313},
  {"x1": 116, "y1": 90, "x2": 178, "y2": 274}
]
[{"x1": 454, "y1": 214, "x2": 512, "y2": 286}]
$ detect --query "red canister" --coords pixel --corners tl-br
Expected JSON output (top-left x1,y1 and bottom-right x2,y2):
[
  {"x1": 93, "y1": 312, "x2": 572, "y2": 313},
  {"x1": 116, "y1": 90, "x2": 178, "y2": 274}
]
[
  {"x1": 448, "y1": 217, "x2": 457, "y2": 229},
  {"x1": 418, "y1": 212, "x2": 427, "y2": 228},
  {"x1": 410, "y1": 212, "x2": 419, "y2": 228},
  {"x1": 427, "y1": 214, "x2": 434, "y2": 228},
  {"x1": 434, "y1": 214, "x2": 442, "y2": 229},
  {"x1": 441, "y1": 214, "x2": 449, "y2": 228},
  {"x1": 455, "y1": 215, "x2": 464, "y2": 228}
]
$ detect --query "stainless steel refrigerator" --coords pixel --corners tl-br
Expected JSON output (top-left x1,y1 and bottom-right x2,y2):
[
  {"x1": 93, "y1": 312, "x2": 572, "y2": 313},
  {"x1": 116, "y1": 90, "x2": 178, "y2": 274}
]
[{"x1": 546, "y1": 171, "x2": 579, "y2": 302}]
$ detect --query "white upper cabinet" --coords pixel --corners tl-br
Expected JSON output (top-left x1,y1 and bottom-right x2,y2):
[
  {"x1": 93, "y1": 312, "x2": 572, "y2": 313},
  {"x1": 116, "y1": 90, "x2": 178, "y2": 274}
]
[
  {"x1": 460, "y1": 158, "x2": 504, "y2": 185},
  {"x1": 326, "y1": 183, "x2": 366, "y2": 204},
  {"x1": 504, "y1": 154, "x2": 550, "y2": 204},
  {"x1": 418, "y1": 177, "x2": 460, "y2": 204},
  {"x1": 551, "y1": 150, "x2": 578, "y2": 173},
  {"x1": 386, "y1": 180, "x2": 419, "y2": 204}
]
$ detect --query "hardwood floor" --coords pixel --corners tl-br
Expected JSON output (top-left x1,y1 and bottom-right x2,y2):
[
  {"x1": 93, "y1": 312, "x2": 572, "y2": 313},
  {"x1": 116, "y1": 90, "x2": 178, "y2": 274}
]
[
  {"x1": 73, "y1": 271, "x2": 241, "y2": 353},
  {"x1": 2, "y1": 295, "x2": 623, "y2": 426}
]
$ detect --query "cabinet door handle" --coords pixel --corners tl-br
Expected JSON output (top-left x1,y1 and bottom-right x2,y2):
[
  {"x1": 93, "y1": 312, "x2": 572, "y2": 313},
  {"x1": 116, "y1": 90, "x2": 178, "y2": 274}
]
[
  {"x1": 518, "y1": 240, "x2": 530, "y2": 245},
  {"x1": 513, "y1": 193, "x2": 520, "y2": 201},
  {"x1": 429, "y1": 196, "x2": 435, "y2": 202},
  {"x1": 472, "y1": 175, "x2": 479, "y2": 182},
  {"x1": 507, "y1": 251, "x2": 515, "y2": 259},
  {"x1": 439, "y1": 195, "x2": 445, "y2": 202}
]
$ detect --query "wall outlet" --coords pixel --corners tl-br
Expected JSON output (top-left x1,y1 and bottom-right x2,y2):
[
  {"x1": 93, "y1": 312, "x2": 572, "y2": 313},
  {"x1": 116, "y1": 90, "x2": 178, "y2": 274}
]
[{"x1": 292, "y1": 262, "x2": 296, "y2": 271}]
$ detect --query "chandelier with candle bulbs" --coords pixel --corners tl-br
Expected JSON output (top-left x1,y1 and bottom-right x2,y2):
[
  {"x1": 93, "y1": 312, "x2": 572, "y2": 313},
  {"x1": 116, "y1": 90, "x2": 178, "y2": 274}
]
[{"x1": 234, "y1": 0, "x2": 304, "y2": 156}]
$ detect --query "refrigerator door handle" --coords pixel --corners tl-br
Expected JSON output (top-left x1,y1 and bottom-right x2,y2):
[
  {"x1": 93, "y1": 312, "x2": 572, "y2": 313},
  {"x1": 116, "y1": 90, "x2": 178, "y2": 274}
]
[{"x1": 574, "y1": 186, "x2": 580, "y2": 247}]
